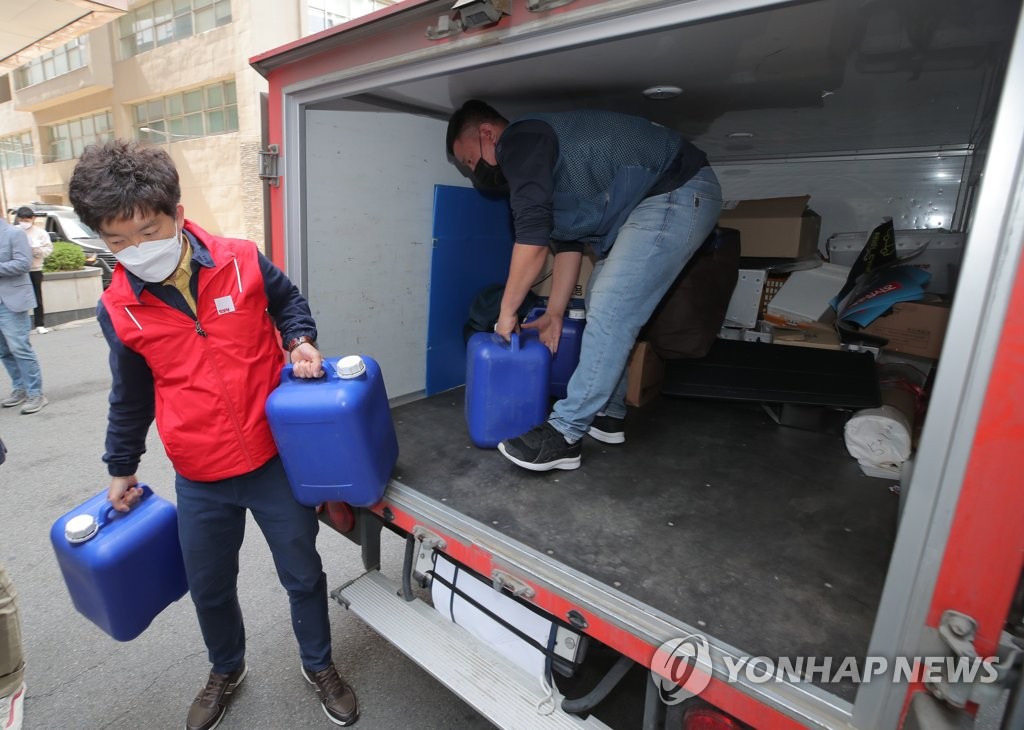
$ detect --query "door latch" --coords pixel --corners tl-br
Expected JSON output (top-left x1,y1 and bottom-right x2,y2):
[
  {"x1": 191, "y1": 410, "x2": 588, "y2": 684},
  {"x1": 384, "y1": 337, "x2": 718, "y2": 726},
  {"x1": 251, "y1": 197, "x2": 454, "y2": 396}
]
[{"x1": 492, "y1": 569, "x2": 535, "y2": 599}]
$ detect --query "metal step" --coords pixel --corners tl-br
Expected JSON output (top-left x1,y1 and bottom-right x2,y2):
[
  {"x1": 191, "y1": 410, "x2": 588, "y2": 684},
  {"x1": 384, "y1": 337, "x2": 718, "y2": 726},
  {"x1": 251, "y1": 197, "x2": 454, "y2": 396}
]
[{"x1": 337, "y1": 570, "x2": 609, "y2": 730}]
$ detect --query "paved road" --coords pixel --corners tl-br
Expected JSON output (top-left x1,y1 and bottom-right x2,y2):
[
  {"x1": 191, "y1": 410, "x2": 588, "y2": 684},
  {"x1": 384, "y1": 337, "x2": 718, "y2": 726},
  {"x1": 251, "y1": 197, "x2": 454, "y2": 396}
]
[{"x1": 0, "y1": 319, "x2": 492, "y2": 730}]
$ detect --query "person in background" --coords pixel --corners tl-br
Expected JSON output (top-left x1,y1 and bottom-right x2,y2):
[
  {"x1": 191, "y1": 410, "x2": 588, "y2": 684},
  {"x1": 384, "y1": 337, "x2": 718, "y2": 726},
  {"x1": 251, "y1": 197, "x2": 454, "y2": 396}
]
[
  {"x1": 69, "y1": 140, "x2": 358, "y2": 730},
  {"x1": 14, "y1": 208, "x2": 53, "y2": 335},
  {"x1": 0, "y1": 218, "x2": 47, "y2": 415},
  {"x1": 1, "y1": 440, "x2": 26, "y2": 730},
  {"x1": 0, "y1": 560, "x2": 25, "y2": 730},
  {"x1": 446, "y1": 100, "x2": 722, "y2": 471}
]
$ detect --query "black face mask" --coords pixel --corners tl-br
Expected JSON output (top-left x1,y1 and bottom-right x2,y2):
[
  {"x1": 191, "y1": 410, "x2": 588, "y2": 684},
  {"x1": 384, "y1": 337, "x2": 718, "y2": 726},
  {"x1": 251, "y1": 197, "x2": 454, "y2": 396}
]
[
  {"x1": 472, "y1": 159, "x2": 508, "y2": 194},
  {"x1": 471, "y1": 133, "x2": 508, "y2": 194}
]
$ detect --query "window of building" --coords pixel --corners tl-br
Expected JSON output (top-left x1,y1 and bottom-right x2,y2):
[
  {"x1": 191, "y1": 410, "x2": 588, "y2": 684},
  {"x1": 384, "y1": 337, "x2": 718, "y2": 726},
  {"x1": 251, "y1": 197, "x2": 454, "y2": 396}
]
[
  {"x1": 13, "y1": 37, "x2": 89, "y2": 90},
  {"x1": 0, "y1": 132, "x2": 34, "y2": 170},
  {"x1": 133, "y1": 80, "x2": 238, "y2": 143},
  {"x1": 118, "y1": 0, "x2": 232, "y2": 59},
  {"x1": 44, "y1": 111, "x2": 114, "y2": 162},
  {"x1": 307, "y1": 0, "x2": 390, "y2": 33},
  {"x1": 0, "y1": 75, "x2": 11, "y2": 104}
]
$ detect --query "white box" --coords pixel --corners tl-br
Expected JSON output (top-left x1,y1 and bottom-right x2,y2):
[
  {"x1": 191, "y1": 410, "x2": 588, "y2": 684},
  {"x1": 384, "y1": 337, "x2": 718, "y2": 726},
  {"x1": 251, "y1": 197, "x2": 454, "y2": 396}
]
[
  {"x1": 724, "y1": 269, "x2": 766, "y2": 329},
  {"x1": 826, "y1": 229, "x2": 964, "y2": 296},
  {"x1": 765, "y1": 263, "x2": 850, "y2": 325}
]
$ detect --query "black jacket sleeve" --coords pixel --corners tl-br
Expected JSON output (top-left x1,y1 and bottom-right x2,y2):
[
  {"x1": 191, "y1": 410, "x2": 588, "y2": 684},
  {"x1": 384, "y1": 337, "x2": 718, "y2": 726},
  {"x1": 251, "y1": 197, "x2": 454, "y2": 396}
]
[
  {"x1": 98, "y1": 301, "x2": 155, "y2": 477},
  {"x1": 258, "y1": 251, "x2": 318, "y2": 345},
  {"x1": 497, "y1": 120, "x2": 559, "y2": 246}
]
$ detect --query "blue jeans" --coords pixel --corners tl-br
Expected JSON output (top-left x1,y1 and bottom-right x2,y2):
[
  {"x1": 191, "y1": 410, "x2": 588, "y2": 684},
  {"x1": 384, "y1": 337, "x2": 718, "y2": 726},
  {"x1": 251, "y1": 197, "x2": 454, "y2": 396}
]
[
  {"x1": 549, "y1": 166, "x2": 723, "y2": 440},
  {"x1": 0, "y1": 303, "x2": 42, "y2": 397},
  {"x1": 175, "y1": 456, "x2": 332, "y2": 674}
]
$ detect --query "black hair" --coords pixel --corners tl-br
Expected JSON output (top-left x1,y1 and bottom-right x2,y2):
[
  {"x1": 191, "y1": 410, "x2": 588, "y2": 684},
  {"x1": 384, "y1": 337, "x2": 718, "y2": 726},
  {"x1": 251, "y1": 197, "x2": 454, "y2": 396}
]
[
  {"x1": 15, "y1": 207, "x2": 35, "y2": 219},
  {"x1": 445, "y1": 99, "x2": 508, "y2": 156},
  {"x1": 68, "y1": 139, "x2": 181, "y2": 232}
]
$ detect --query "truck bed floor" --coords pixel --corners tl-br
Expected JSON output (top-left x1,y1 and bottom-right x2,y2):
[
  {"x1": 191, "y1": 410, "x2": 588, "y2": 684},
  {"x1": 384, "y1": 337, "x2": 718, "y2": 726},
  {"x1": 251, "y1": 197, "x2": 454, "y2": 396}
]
[{"x1": 390, "y1": 389, "x2": 898, "y2": 702}]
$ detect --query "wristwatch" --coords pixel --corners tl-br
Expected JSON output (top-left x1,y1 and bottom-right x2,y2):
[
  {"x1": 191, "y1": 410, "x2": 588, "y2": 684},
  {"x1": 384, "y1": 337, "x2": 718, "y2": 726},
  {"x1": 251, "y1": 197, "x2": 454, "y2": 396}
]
[{"x1": 286, "y1": 335, "x2": 316, "y2": 352}]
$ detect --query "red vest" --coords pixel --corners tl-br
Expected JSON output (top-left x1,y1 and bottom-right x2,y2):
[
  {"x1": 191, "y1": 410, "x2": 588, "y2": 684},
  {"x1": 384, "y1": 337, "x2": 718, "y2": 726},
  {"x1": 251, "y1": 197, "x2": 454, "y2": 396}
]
[{"x1": 102, "y1": 222, "x2": 285, "y2": 481}]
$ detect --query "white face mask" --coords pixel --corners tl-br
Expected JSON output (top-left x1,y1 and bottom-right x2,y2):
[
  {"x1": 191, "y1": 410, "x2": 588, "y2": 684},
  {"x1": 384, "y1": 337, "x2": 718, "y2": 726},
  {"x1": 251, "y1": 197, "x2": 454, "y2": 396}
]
[
  {"x1": 113, "y1": 229, "x2": 182, "y2": 283},
  {"x1": 17, "y1": 221, "x2": 33, "y2": 230}
]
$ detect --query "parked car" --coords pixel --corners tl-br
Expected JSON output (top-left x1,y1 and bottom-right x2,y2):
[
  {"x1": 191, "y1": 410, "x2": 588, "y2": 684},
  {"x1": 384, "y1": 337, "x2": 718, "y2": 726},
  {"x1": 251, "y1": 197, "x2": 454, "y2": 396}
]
[{"x1": 9, "y1": 203, "x2": 115, "y2": 287}]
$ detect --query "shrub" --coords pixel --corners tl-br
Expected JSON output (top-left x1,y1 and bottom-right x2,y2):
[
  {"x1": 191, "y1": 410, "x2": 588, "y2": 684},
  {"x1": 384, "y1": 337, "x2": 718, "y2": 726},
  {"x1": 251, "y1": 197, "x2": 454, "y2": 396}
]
[{"x1": 43, "y1": 241, "x2": 87, "y2": 272}]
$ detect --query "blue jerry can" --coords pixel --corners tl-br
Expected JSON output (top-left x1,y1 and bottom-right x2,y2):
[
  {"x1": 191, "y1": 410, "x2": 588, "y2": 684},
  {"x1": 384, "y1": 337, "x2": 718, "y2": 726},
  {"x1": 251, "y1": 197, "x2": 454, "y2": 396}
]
[
  {"x1": 525, "y1": 306, "x2": 586, "y2": 400},
  {"x1": 465, "y1": 331, "x2": 551, "y2": 449},
  {"x1": 266, "y1": 355, "x2": 399, "y2": 507},
  {"x1": 50, "y1": 484, "x2": 188, "y2": 642}
]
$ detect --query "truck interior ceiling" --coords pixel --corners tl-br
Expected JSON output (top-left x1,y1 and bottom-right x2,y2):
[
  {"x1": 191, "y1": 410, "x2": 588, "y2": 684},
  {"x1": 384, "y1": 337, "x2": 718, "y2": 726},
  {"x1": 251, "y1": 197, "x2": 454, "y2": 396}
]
[{"x1": 295, "y1": 0, "x2": 1021, "y2": 710}]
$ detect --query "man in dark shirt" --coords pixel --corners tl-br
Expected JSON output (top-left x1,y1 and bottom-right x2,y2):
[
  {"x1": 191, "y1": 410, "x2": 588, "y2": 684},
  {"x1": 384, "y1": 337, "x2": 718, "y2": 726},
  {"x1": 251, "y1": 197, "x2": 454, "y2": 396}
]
[{"x1": 447, "y1": 100, "x2": 722, "y2": 471}]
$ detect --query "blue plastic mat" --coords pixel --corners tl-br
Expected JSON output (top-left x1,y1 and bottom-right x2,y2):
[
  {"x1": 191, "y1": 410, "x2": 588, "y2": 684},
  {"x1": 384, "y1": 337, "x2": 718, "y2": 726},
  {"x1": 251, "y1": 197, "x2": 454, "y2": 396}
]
[{"x1": 426, "y1": 185, "x2": 514, "y2": 395}]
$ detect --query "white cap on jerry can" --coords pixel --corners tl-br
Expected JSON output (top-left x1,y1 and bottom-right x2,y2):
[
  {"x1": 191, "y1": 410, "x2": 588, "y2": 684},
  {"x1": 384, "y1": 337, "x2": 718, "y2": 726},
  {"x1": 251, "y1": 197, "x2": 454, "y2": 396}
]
[
  {"x1": 65, "y1": 514, "x2": 99, "y2": 543},
  {"x1": 336, "y1": 355, "x2": 367, "y2": 379}
]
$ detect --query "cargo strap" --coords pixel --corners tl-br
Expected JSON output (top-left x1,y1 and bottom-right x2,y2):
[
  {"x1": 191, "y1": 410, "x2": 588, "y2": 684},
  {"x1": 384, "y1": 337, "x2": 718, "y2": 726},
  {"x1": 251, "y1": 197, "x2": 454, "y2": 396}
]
[{"x1": 429, "y1": 567, "x2": 564, "y2": 663}]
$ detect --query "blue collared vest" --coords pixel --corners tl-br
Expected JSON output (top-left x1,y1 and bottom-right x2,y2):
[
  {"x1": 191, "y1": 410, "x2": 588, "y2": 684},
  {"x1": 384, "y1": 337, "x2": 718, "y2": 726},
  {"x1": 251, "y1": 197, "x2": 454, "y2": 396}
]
[{"x1": 511, "y1": 110, "x2": 686, "y2": 254}]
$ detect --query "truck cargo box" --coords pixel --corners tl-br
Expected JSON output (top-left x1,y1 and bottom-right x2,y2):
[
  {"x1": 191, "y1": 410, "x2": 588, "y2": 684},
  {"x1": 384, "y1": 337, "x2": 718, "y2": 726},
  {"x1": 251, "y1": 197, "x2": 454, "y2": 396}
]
[{"x1": 251, "y1": 1, "x2": 1024, "y2": 727}]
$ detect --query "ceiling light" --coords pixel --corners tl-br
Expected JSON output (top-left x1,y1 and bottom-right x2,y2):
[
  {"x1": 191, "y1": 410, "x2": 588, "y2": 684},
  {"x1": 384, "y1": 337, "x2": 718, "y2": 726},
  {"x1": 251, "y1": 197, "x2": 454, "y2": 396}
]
[
  {"x1": 727, "y1": 132, "x2": 755, "y2": 138},
  {"x1": 642, "y1": 85, "x2": 683, "y2": 100}
]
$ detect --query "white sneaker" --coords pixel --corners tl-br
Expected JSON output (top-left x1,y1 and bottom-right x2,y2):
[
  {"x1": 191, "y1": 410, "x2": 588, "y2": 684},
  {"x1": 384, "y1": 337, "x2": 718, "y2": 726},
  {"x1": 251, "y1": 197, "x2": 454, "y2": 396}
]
[
  {"x1": 0, "y1": 682, "x2": 25, "y2": 730},
  {"x1": 35, "y1": 327, "x2": 48, "y2": 334}
]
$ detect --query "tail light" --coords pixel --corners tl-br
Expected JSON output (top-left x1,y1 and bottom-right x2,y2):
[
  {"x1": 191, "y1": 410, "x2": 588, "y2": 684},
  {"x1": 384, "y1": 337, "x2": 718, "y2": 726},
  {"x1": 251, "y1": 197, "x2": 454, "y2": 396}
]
[
  {"x1": 324, "y1": 501, "x2": 355, "y2": 533},
  {"x1": 683, "y1": 705, "x2": 745, "y2": 730}
]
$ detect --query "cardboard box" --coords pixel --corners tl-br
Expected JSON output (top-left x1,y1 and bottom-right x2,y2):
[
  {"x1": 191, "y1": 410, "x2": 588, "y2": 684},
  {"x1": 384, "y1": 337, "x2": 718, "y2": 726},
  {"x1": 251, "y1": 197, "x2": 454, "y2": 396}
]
[
  {"x1": 718, "y1": 196, "x2": 822, "y2": 259},
  {"x1": 861, "y1": 301, "x2": 950, "y2": 359},
  {"x1": 531, "y1": 250, "x2": 596, "y2": 298},
  {"x1": 626, "y1": 340, "x2": 664, "y2": 407},
  {"x1": 771, "y1": 322, "x2": 842, "y2": 351}
]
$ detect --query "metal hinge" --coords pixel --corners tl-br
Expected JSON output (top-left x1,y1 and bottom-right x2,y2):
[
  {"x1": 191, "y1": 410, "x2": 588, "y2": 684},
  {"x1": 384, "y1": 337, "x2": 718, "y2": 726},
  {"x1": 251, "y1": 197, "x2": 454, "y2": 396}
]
[
  {"x1": 425, "y1": 14, "x2": 462, "y2": 40},
  {"x1": 411, "y1": 525, "x2": 447, "y2": 579},
  {"x1": 926, "y1": 610, "x2": 1022, "y2": 708},
  {"x1": 258, "y1": 144, "x2": 280, "y2": 187}
]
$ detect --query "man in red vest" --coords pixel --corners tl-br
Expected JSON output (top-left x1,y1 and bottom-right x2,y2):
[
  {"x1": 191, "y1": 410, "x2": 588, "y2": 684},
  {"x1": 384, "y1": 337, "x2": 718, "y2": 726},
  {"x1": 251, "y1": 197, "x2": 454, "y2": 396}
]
[{"x1": 69, "y1": 140, "x2": 358, "y2": 729}]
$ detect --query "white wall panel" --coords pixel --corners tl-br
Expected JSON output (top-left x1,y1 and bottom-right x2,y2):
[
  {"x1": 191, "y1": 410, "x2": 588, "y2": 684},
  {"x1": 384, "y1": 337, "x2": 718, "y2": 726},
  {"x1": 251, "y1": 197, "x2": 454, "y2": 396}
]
[
  {"x1": 714, "y1": 154, "x2": 971, "y2": 254},
  {"x1": 304, "y1": 108, "x2": 467, "y2": 397}
]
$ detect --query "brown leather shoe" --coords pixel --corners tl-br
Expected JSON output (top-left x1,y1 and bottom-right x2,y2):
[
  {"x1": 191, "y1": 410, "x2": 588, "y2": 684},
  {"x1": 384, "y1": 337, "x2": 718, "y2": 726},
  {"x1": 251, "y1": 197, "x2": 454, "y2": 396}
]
[
  {"x1": 186, "y1": 663, "x2": 248, "y2": 730},
  {"x1": 302, "y1": 663, "x2": 359, "y2": 726}
]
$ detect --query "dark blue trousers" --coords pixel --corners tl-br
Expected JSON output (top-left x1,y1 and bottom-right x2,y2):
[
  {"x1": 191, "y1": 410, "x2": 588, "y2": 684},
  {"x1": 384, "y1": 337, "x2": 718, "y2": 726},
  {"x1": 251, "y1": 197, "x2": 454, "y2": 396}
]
[{"x1": 175, "y1": 455, "x2": 332, "y2": 674}]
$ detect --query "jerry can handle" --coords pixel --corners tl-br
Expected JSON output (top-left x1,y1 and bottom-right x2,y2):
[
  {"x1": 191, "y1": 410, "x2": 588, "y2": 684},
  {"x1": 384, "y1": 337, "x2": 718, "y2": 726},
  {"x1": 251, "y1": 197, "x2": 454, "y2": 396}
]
[
  {"x1": 510, "y1": 332, "x2": 520, "y2": 353},
  {"x1": 524, "y1": 306, "x2": 546, "y2": 324},
  {"x1": 280, "y1": 359, "x2": 338, "y2": 384},
  {"x1": 96, "y1": 483, "x2": 153, "y2": 529}
]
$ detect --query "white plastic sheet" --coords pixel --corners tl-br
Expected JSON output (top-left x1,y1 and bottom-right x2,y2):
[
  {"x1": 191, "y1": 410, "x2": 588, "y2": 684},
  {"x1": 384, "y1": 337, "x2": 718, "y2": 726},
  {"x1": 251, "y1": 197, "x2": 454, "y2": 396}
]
[
  {"x1": 844, "y1": 405, "x2": 912, "y2": 480},
  {"x1": 431, "y1": 554, "x2": 552, "y2": 682}
]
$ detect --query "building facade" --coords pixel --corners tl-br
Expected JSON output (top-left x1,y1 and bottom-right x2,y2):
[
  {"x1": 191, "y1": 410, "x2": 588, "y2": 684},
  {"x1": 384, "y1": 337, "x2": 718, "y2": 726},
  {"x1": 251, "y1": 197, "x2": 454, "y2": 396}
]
[{"x1": 0, "y1": 0, "x2": 391, "y2": 248}]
